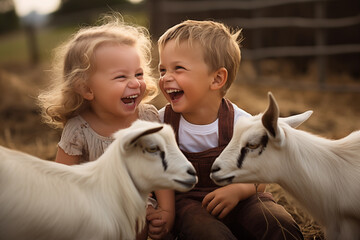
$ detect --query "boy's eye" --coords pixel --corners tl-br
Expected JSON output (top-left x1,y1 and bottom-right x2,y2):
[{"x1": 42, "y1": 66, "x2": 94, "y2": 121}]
[{"x1": 159, "y1": 68, "x2": 166, "y2": 77}]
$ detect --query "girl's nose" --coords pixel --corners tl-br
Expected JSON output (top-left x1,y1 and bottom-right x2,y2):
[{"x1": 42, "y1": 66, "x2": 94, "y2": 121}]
[{"x1": 128, "y1": 77, "x2": 141, "y2": 88}]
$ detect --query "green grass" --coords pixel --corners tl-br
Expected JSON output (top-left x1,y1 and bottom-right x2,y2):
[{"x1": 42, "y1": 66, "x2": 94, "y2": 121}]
[
  {"x1": 0, "y1": 26, "x2": 76, "y2": 65},
  {"x1": 0, "y1": 31, "x2": 29, "y2": 64},
  {"x1": 0, "y1": 11, "x2": 149, "y2": 66}
]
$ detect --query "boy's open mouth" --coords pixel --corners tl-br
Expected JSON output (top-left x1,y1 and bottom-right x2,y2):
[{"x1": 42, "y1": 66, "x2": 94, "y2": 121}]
[
  {"x1": 121, "y1": 94, "x2": 138, "y2": 105},
  {"x1": 166, "y1": 89, "x2": 184, "y2": 100}
]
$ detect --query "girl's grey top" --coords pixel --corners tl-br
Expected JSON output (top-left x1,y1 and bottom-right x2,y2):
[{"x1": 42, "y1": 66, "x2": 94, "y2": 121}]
[{"x1": 58, "y1": 104, "x2": 159, "y2": 163}]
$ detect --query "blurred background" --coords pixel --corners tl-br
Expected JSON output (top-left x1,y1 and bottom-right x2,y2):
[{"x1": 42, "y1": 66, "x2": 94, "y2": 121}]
[{"x1": 0, "y1": 0, "x2": 359, "y2": 239}]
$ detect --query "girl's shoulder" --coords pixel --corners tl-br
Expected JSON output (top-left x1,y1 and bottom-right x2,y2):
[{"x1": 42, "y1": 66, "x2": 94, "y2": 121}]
[
  {"x1": 62, "y1": 115, "x2": 88, "y2": 136},
  {"x1": 59, "y1": 115, "x2": 113, "y2": 162},
  {"x1": 138, "y1": 104, "x2": 160, "y2": 122},
  {"x1": 59, "y1": 115, "x2": 88, "y2": 158}
]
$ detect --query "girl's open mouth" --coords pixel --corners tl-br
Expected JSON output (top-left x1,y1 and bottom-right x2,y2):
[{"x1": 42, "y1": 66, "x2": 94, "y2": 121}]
[
  {"x1": 166, "y1": 89, "x2": 184, "y2": 100},
  {"x1": 121, "y1": 94, "x2": 138, "y2": 105}
]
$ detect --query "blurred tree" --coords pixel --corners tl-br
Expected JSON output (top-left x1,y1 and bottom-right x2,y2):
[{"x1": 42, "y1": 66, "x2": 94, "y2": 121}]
[
  {"x1": 56, "y1": 0, "x2": 127, "y2": 14},
  {"x1": 0, "y1": 0, "x2": 19, "y2": 34},
  {"x1": 0, "y1": 0, "x2": 13, "y2": 13}
]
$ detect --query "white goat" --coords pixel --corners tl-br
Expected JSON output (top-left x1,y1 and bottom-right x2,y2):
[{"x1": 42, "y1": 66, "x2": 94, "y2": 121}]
[
  {"x1": 211, "y1": 92, "x2": 360, "y2": 240},
  {"x1": 0, "y1": 120, "x2": 197, "y2": 240}
]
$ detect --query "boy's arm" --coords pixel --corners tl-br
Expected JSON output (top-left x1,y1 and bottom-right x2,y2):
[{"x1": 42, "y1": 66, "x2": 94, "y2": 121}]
[
  {"x1": 202, "y1": 183, "x2": 266, "y2": 219},
  {"x1": 147, "y1": 189, "x2": 175, "y2": 239}
]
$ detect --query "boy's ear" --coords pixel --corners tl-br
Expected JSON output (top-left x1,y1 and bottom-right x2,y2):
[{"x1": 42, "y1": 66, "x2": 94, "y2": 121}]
[
  {"x1": 75, "y1": 82, "x2": 94, "y2": 100},
  {"x1": 210, "y1": 67, "x2": 228, "y2": 90}
]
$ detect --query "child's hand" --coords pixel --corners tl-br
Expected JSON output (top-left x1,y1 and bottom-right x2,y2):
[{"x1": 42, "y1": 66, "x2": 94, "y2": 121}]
[
  {"x1": 202, "y1": 184, "x2": 242, "y2": 219},
  {"x1": 146, "y1": 205, "x2": 171, "y2": 239}
]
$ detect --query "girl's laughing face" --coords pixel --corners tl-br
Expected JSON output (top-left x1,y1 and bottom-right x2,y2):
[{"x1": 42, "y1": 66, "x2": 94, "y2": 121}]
[{"x1": 85, "y1": 43, "x2": 146, "y2": 118}]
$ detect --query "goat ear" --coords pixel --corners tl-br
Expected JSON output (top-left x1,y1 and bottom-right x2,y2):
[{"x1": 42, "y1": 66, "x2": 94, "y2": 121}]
[
  {"x1": 129, "y1": 126, "x2": 163, "y2": 145},
  {"x1": 281, "y1": 110, "x2": 313, "y2": 128},
  {"x1": 122, "y1": 126, "x2": 163, "y2": 150},
  {"x1": 261, "y1": 92, "x2": 279, "y2": 138}
]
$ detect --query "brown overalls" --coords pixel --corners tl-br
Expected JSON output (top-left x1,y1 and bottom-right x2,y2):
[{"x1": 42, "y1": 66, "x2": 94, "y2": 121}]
[{"x1": 164, "y1": 98, "x2": 303, "y2": 240}]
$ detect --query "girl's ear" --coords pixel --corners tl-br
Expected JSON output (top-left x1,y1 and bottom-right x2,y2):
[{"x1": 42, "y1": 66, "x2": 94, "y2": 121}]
[
  {"x1": 210, "y1": 67, "x2": 227, "y2": 90},
  {"x1": 76, "y1": 82, "x2": 94, "y2": 100}
]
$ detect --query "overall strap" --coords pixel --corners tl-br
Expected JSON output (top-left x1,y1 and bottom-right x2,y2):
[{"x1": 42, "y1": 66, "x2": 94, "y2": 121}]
[
  {"x1": 163, "y1": 104, "x2": 181, "y2": 143},
  {"x1": 218, "y1": 98, "x2": 234, "y2": 147}
]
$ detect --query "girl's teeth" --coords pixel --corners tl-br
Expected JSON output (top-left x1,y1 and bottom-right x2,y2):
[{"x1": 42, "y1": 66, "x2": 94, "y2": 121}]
[
  {"x1": 122, "y1": 95, "x2": 138, "y2": 105},
  {"x1": 166, "y1": 89, "x2": 181, "y2": 93}
]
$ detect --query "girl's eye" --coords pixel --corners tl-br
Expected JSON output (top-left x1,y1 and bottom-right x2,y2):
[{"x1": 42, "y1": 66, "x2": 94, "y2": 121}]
[
  {"x1": 175, "y1": 66, "x2": 185, "y2": 70},
  {"x1": 145, "y1": 146, "x2": 159, "y2": 153},
  {"x1": 247, "y1": 143, "x2": 260, "y2": 150},
  {"x1": 135, "y1": 72, "x2": 144, "y2": 79},
  {"x1": 114, "y1": 75, "x2": 126, "y2": 80}
]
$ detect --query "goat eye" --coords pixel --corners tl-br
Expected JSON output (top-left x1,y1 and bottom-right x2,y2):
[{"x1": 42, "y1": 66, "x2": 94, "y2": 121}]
[
  {"x1": 247, "y1": 143, "x2": 260, "y2": 150},
  {"x1": 145, "y1": 146, "x2": 159, "y2": 153}
]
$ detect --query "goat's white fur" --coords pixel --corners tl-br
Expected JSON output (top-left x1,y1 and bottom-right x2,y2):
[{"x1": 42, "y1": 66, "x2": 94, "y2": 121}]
[
  {"x1": 0, "y1": 120, "x2": 197, "y2": 240},
  {"x1": 211, "y1": 92, "x2": 360, "y2": 240}
]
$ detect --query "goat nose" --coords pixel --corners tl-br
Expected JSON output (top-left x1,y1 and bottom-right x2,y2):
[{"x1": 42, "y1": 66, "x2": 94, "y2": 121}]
[
  {"x1": 187, "y1": 168, "x2": 196, "y2": 176},
  {"x1": 211, "y1": 166, "x2": 221, "y2": 173}
]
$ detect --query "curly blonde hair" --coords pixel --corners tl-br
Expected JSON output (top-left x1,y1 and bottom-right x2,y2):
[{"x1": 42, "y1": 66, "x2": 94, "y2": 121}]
[
  {"x1": 158, "y1": 20, "x2": 242, "y2": 97},
  {"x1": 38, "y1": 13, "x2": 157, "y2": 129}
]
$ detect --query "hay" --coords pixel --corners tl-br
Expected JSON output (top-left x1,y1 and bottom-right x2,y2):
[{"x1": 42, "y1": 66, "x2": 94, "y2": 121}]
[{"x1": 266, "y1": 184, "x2": 325, "y2": 240}]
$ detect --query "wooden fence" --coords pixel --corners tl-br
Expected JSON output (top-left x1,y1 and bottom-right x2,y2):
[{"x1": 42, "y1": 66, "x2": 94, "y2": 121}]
[{"x1": 147, "y1": 0, "x2": 360, "y2": 91}]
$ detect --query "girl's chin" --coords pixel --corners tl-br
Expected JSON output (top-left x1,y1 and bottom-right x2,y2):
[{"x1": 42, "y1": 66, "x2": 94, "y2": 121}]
[
  {"x1": 121, "y1": 97, "x2": 143, "y2": 111},
  {"x1": 121, "y1": 101, "x2": 138, "y2": 112}
]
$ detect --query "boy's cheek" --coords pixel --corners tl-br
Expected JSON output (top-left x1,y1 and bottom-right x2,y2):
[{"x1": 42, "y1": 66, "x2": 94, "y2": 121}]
[
  {"x1": 158, "y1": 78, "x2": 166, "y2": 93},
  {"x1": 160, "y1": 88, "x2": 169, "y2": 100},
  {"x1": 158, "y1": 77, "x2": 164, "y2": 86}
]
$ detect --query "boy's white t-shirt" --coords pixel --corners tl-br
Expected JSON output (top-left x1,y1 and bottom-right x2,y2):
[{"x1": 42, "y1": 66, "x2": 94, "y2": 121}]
[{"x1": 159, "y1": 103, "x2": 251, "y2": 152}]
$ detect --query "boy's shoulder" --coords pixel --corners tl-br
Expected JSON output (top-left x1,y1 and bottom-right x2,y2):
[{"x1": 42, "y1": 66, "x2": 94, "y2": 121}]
[
  {"x1": 231, "y1": 102, "x2": 251, "y2": 117},
  {"x1": 158, "y1": 105, "x2": 166, "y2": 123}
]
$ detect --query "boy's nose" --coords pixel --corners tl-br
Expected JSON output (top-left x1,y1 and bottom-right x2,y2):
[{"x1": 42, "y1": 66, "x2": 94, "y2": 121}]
[{"x1": 161, "y1": 72, "x2": 174, "y2": 82}]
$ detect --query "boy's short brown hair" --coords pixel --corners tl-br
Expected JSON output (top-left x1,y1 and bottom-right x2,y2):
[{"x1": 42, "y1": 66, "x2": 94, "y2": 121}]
[{"x1": 158, "y1": 20, "x2": 242, "y2": 96}]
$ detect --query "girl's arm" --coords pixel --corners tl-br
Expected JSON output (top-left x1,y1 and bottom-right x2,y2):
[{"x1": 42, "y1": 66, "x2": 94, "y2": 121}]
[
  {"x1": 146, "y1": 189, "x2": 175, "y2": 239},
  {"x1": 55, "y1": 147, "x2": 81, "y2": 165}
]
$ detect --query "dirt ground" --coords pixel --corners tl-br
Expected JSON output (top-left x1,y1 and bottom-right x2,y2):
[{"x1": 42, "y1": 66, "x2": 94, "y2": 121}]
[{"x1": 1, "y1": 62, "x2": 359, "y2": 239}]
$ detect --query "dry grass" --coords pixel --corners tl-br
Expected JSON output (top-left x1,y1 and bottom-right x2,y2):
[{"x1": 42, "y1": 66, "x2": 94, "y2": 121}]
[
  {"x1": 266, "y1": 184, "x2": 325, "y2": 240},
  {"x1": 1, "y1": 63, "x2": 359, "y2": 239}
]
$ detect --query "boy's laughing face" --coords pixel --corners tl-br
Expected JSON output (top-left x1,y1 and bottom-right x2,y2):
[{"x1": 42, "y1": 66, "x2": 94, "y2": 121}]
[{"x1": 158, "y1": 40, "x2": 217, "y2": 116}]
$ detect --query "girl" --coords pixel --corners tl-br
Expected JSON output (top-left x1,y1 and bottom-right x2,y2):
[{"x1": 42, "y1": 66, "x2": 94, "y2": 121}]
[
  {"x1": 38, "y1": 13, "x2": 159, "y2": 164},
  {"x1": 38, "y1": 13, "x2": 158, "y2": 239}
]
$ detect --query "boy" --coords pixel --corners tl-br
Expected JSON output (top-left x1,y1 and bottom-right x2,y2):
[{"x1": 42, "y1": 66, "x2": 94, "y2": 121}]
[{"x1": 147, "y1": 20, "x2": 303, "y2": 240}]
